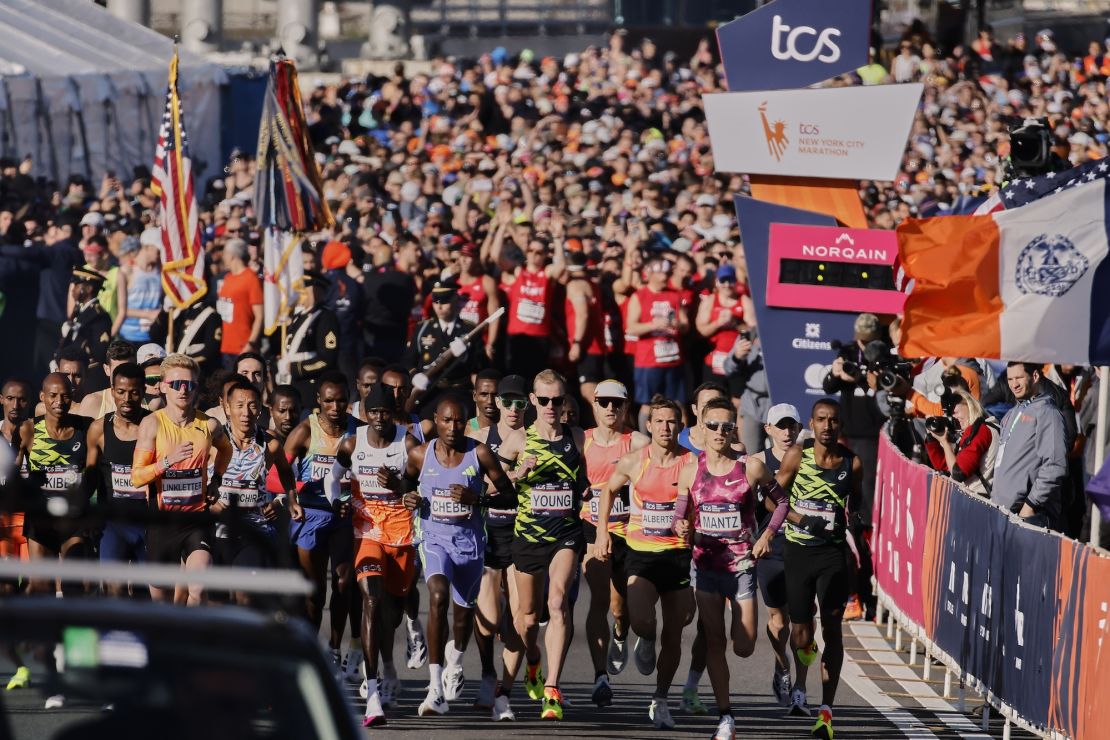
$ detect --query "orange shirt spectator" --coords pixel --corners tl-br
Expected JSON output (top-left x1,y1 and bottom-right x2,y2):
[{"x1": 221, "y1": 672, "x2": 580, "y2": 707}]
[{"x1": 217, "y1": 239, "x2": 263, "y2": 358}]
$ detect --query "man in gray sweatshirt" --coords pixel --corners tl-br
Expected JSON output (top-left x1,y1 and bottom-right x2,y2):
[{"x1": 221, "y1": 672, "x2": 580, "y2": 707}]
[{"x1": 992, "y1": 362, "x2": 1068, "y2": 530}]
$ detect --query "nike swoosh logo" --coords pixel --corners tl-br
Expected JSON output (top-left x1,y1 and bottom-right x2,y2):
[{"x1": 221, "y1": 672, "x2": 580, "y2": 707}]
[{"x1": 724, "y1": 479, "x2": 743, "y2": 486}]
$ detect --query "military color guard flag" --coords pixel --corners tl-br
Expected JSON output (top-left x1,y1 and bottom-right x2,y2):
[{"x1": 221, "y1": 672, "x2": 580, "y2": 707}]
[{"x1": 897, "y1": 158, "x2": 1110, "y2": 364}]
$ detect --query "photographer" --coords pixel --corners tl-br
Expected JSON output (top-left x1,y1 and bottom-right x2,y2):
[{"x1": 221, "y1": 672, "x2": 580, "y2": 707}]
[
  {"x1": 923, "y1": 389, "x2": 998, "y2": 497},
  {"x1": 887, "y1": 360, "x2": 981, "y2": 418}
]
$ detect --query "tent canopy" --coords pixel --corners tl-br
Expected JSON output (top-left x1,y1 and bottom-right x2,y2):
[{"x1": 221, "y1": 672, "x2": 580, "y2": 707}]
[{"x1": 0, "y1": 0, "x2": 225, "y2": 187}]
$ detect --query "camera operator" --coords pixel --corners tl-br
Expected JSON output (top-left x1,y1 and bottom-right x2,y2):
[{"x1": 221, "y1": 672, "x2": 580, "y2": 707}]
[{"x1": 923, "y1": 389, "x2": 998, "y2": 497}]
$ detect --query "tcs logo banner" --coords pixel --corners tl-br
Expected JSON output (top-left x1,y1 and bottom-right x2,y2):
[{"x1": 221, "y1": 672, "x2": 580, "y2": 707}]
[{"x1": 717, "y1": 0, "x2": 872, "y2": 92}]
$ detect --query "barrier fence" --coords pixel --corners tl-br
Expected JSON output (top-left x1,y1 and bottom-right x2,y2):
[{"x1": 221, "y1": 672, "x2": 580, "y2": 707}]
[{"x1": 872, "y1": 431, "x2": 1110, "y2": 740}]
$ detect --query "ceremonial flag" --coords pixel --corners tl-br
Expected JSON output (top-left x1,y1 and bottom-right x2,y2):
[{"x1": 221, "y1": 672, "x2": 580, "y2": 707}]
[
  {"x1": 151, "y1": 47, "x2": 206, "y2": 309},
  {"x1": 254, "y1": 57, "x2": 333, "y2": 334},
  {"x1": 897, "y1": 158, "x2": 1110, "y2": 363}
]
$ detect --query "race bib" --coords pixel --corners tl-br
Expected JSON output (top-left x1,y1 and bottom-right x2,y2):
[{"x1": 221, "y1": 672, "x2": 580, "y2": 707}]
[
  {"x1": 430, "y1": 488, "x2": 472, "y2": 523},
  {"x1": 162, "y1": 467, "x2": 202, "y2": 505},
  {"x1": 609, "y1": 495, "x2": 630, "y2": 522},
  {"x1": 110, "y1": 463, "x2": 146, "y2": 500},
  {"x1": 219, "y1": 478, "x2": 264, "y2": 508},
  {"x1": 710, "y1": 350, "x2": 728, "y2": 375},
  {"x1": 530, "y1": 486, "x2": 573, "y2": 517},
  {"x1": 640, "y1": 500, "x2": 675, "y2": 537},
  {"x1": 653, "y1": 339, "x2": 680, "y2": 365},
  {"x1": 309, "y1": 455, "x2": 335, "y2": 482},
  {"x1": 487, "y1": 506, "x2": 517, "y2": 524},
  {"x1": 588, "y1": 493, "x2": 600, "y2": 522},
  {"x1": 516, "y1": 299, "x2": 546, "y2": 325},
  {"x1": 216, "y1": 297, "x2": 234, "y2": 324},
  {"x1": 795, "y1": 499, "x2": 837, "y2": 524},
  {"x1": 44, "y1": 464, "x2": 81, "y2": 492},
  {"x1": 355, "y1": 465, "x2": 400, "y2": 503},
  {"x1": 698, "y1": 501, "x2": 745, "y2": 541}
]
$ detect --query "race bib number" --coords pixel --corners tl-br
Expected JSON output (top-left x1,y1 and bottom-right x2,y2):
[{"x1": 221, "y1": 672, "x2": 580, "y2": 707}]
[
  {"x1": 216, "y1": 297, "x2": 234, "y2": 324},
  {"x1": 698, "y1": 501, "x2": 744, "y2": 541},
  {"x1": 530, "y1": 486, "x2": 573, "y2": 517},
  {"x1": 430, "y1": 488, "x2": 472, "y2": 523},
  {"x1": 516, "y1": 299, "x2": 546, "y2": 325},
  {"x1": 162, "y1": 467, "x2": 202, "y2": 505},
  {"x1": 110, "y1": 463, "x2": 146, "y2": 500},
  {"x1": 639, "y1": 500, "x2": 675, "y2": 537},
  {"x1": 710, "y1": 351, "x2": 728, "y2": 375},
  {"x1": 653, "y1": 339, "x2": 680, "y2": 365},
  {"x1": 219, "y1": 478, "x2": 264, "y2": 508},
  {"x1": 44, "y1": 464, "x2": 81, "y2": 492},
  {"x1": 309, "y1": 455, "x2": 350, "y2": 490}
]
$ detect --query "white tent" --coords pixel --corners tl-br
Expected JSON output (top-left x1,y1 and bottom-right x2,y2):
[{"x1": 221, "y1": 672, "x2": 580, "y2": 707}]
[{"x1": 0, "y1": 0, "x2": 226, "y2": 186}]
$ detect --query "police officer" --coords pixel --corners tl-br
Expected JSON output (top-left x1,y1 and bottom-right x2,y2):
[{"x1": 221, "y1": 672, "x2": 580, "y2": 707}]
[
  {"x1": 403, "y1": 278, "x2": 482, "y2": 420},
  {"x1": 278, "y1": 270, "x2": 341, "y2": 409},
  {"x1": 60, "y1": 266, "x2": 112, "y2": 367}
]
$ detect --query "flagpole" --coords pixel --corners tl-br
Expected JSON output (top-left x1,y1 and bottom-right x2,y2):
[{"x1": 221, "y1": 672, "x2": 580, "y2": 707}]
[
  {"x1": 167, "y1": 307, "x2": 176, "y2": 353},
  {"x1": 1092, "y1": 366, "x2": 1109, "y2": 548}
]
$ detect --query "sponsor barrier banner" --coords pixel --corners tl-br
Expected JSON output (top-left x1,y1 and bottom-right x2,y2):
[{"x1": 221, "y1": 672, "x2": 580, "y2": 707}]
[
  {"x1": 715, "y1": 0, "x2": 872, "y2": 92},
  {"x1": 705, "y1": 84, "x2": 923, "y2": 180},
  {"x1": 872, "y1": 435, "x2": 928, "y2": 626},
  {"x1": 733, "y1": 196, "x2": 857, "y2": 413}
]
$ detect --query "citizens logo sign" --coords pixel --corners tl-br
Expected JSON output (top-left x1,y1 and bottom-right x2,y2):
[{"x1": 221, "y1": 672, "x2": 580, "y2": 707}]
[
  {"x1": 705, "y1": 84, "x2": 923, "y2": 180},
  {"x1": 716, "y1": 0, "x2": 872, "y2": 92}
]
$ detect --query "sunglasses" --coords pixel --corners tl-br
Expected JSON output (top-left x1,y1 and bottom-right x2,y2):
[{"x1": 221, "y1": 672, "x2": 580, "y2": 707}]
[
  {"x1": 144, "y1": 375, "x2": 161, "y2": 385},
  {"x1": 535, "y1": 395, "x2": 564, "y2": 407},
  {"x1": 166, "y1": 379, "x2": 198, "y2": 393},
  {"x1": 499, "y1": 397, "x2": 528, "y2": 410},
  {"x1": 704, "y1": 420, "x2": 737, "y2": 435},
  {"x1": 595, "y1": 397, "x2": 624, "y2": 409}
]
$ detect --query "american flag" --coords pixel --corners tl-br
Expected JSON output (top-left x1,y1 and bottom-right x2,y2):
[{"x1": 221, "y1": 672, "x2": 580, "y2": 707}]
[{"x1": 151, "y1": 47, "x2": 207, "y2": 310}]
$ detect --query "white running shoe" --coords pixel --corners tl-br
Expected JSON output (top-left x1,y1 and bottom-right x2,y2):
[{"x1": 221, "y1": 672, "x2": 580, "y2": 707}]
[
  {"x1": 380, "y1": 674, "x2": 401, "y2": 708},
  {"x1": 474, "y1": 673, "x2": 497, "y2": 709},
  {"x1": 341, "y1": 647, "x2": 364, "y2": 683},
  {"x1": 649, "y1": 698, "x2": 675, "y2": 729},
  {"x1": 634, "y1": 636, "x2": 657, "y2": 675},
  {"x1": 713, "y1": 713, "x2": 736, "y2": 740},
  {"x1": 492, "y1": 694, "x2": 516, "y2": 722},
  {"x1": 418, "y1": 692, "x2": 449, "y2": 716},
  {"x1": 443, "y1": 666, "x2": 465, "y2": 702},
  {"x1": 406, "y1": 624, "x2": 428, "y2": 670},
  {"x1": 788, "y1": 687, "x2": 811, "y2": 717},
  {"x1": 363, "y1": 691, "x2": 386, "y2": 728},
  {"x1": 44, "y1": 694, "x2": 66, "y2": 710},
  {"x1": 607, "y1": 630, "x2": 628, "y2": 675}
]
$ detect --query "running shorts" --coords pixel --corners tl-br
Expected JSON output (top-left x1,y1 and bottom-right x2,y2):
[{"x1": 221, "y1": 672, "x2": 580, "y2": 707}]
[
  {"x1": 290, "y1": 506, "x2": 344, "y2": 551},
  {"x1": 356, "y1": 539, "x2": 416, "y2": 597},
  {"x1": 99, "y1": 521, "x2": 147, "y2": 564},
  {"x1": 147, "y1": 522, "x2": 211, "y2": 564},
  {"x1": 755, "y1": 533, "x2": 787, "y2": 609},
  {"x1": 625, "y1": 547, "x2": 692, "y2": 594},
  {"x1": 695, "y1": 567, "x2": 756, "y2": 602},
  {"x1": 783, "y1": 540, "x2": 852, "y2": 624},
  {"x1": 420, "y1": 529, "x2": 484, "y2": 608},
  {"x1": 484, "y1": 522, "x2": 515, "y2": 571},
  {"x1": 512, "y1": 532, "x2": 585, "y2": 576}
]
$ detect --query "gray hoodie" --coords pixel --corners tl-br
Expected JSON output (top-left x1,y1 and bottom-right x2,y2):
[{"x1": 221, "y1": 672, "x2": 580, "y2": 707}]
[{"x1": 992, "y1": 393, "x2": 1067, "y2": 522}]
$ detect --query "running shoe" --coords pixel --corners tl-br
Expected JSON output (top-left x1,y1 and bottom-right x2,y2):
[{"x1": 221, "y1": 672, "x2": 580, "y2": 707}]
[
  {"x1": 380, "y1": 674, "x2": 401, "y2": 708},
  {"x1": 44, "y1": 694, "x2": 66, "y2": 710},
  {"x1": 789, "y1": 687, "x2": 811, "y2": 717},
  {"x1": 328, "y1": 648, "x2": 342, "y2": 677},
  {"x1": 474, "y1": 673, "x2": 497, "y2": 709},
  {"x1": 796, "y1": 639, "x2": 819, "y2": 667},
  {"x1": 406, "y1": 623, "x2": 428, "y2": 670},
  {"x1": 492, "y1": 693, "x2": 516, "y2": 722},
  {"x1": 524, "y1": 661, "x2": 545, "y2": 701},
  {"x1": 341, "y1": 647, "x2": 364, "y2": 684},
  {"x1": 772, "y1": 665, "x2": 792, "y2": 707},
  {"x1": 633, "y1": 636, "x2": 657, "y2": 675},
  {"x1": 417, "y1": 692, "x2": 449, "y2": 716},
  {"x1": 713, "y1": 713, "x2": 736, "y2": 740},
  {"x1": 812, "y1": 705, "x2": 834, "y2": 739},
  {"x1": 540, "y1": 687, "x2": 564, "y2": 720},
  {"x1": 5, "y1": 666, "x2": 30, "y2": 691},
  {"x1": 606, "y1": 629, "x2": 627, "y2": 675},
  {"x1": 359, "y1": 678, "x2": 368, "y2": 700},
  {"x1": 681, "y1": 686, "x2": 707, "y2": 715},
  {"x1": 443, "y1": 664, "x2": 465, "y2": 702},
  {"x1": 649, "y1": 698, "x2": 675, "y2": 729},
  {"x1": 843, "y1": 596, "x2": 864, "y2": 622},
  {"x1": 591, "y1": 675, "x2": 613, "y2": 707},
  {"x1": 363, "y1": 691, "x2": 386, "y2": 728}
]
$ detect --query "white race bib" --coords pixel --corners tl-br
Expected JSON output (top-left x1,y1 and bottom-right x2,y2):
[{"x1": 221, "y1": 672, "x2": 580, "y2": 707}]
[
  {"x1": 516, "y1": 299, "x2": 546, "y2": 325},
  {"x1": 698, "y1": 502, "x2": 743, "y2": 540},
  {"x1": 639, "y1": 500, "x2": 675, "y2": 536},
  {"x1": 162, "y1": 468, "x2": 202, "y2": 504},
  {"x1": 430, "y1": 488, "x2": 472, "y2": 523},
  {"x1": 530, "y1": 487, "x2": 573, "y2": 517},
  {"x1": 610, "y1": 495, "x2": 630, "y2": 521},
  {"x1": 44, "y1": 464, "x2": 81, "y2": 492},
  {"x1": 653, "y1": 339, "x2": 680, "y2": 364},
  {"x1": 216, "y1": 297, "x2": 234, "y2": 324},
  {"x1": 219, "y1": 478, "x2": 263, "y2": 508},
  {"x1": 110, "y1": 463, "x2": 146, "y2": 500}
]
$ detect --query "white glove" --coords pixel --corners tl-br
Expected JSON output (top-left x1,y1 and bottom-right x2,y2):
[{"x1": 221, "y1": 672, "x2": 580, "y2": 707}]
[
  {"x1": 276, "y1": 358, "x2": 292, "y2": 386},
  {"x1": 412, "y1": 372, "x2": 430, "y2": 391},
  {"x1": 449, "y1": 337, "x2": 469, "y2": 358}
]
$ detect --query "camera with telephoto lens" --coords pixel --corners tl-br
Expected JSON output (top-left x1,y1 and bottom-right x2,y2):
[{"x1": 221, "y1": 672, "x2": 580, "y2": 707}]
[
  {"x1": 1006, "y1": 118, "x2": 1067, "y2": 179},
  {"x1": 925, "y1": 415, "x2": 956, "y2": 436}
]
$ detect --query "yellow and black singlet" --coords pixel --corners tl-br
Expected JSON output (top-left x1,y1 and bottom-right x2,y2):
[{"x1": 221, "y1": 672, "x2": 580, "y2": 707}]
[
  {"x1": 784, "y1": 439, "x2": 854, "y2": 547},
  {"x1": 27, "y1": 415, "x2": 90, "y2": 495},
  {"x1": 513, "y1": 424, "x2": 587, "y2": 544}
]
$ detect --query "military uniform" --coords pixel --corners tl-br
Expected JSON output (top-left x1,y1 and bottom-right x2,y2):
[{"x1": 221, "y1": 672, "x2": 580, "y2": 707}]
[
  {"x1": 281, "y1": 274, "x2": 342, "y2": 409},
  {"x1": 59, "y1": 267, "x2": 112, "y2": 365},
  {"x1": 171, "y1": 302, "x2": 222, "y2": 379}
]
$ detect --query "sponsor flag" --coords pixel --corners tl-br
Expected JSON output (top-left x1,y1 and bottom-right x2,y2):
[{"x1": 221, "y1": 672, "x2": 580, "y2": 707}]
[
  {"x1": 896, "y1": 158, "x2": 1110, "y2": 363},
  {"x1": 150, "y1": 47, "x2": 206, "y2": 310},
  {"x1": 254, "y1": 57, "x2": 333, "y2": 334}
]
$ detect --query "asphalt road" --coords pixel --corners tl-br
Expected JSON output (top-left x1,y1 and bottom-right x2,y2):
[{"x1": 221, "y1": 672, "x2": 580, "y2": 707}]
[{"x1": 0, "y1": 579, "x2": 1028, "y2": 739}]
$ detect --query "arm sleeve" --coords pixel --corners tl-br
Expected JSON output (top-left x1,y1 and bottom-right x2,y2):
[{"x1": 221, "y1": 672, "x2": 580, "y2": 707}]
[
  {"x1": 131, "y1": 448, "x2": 162, "y2": 488},
  {"x1": 763, "y1": 479, "x2": 790, "y2": 534},
  {"x1": 1026, "y1": 407, "x2": 1068, "y2": 508}
]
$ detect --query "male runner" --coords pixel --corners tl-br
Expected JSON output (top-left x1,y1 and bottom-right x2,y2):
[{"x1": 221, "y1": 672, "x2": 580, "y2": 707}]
[
  {"x1": 284, "y1": 372, "x2": 360, "y2": 668},
  {"x1": 76, "y1": 340, "x2": 137, "y2": 419},
  {"x1": 267, "y1": 385, "x2": 302, "y2": 442},
  {"x1": 86, "y1": 363, "x2": 150, "y2": 596},
  {"x1": 1, "y1": 380, "x2": 31, "y2": 692},
  {"x1": 469, "y1": 369, "x2": 502, "y2": 432},
  {"x1": 750, "y1": 403, "x2": 805, "y2": 708},
  {"x1": 496, "y1": 369, "x2": 589, "y2": 721},
  {"x1": 400, "y1": 396, "x2": 516, "y2": 716},
  {"x1": 468, "y1": 374, "x2": 528, "y2": 719},
  {"x1": 580, "y1": 380, "x2": 649, "y2": 706},
  {"x1": 212, "y1": 380, "x2": 298, "y2": 604},
  {"x1": 330, "y1": 383, "x2": 419, "y2": 726},
  {"x1": 595, "y1": 396, "x2": 693, "y2": 729},
  {"x1": 673, "y1": 398, "x2": 787, "y2": 740},
  {"x1": 777, "y1": 399, "x2": 863, "y2": 740},
  {"x1": 132, "y1": 353, "x2": 232, "y2": 605}
]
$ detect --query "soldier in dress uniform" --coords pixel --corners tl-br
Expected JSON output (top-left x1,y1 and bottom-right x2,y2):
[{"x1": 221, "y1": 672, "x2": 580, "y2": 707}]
[
  {"x1": 58, "y1": 266, "x2": 112, "y2": 367},
  {"x1": 163, "y1": 300, "x2": 222, "y2": 379},
  {"x1": 277, "y1": 270, "x2": 341, "y2": 409},
  {"x1": 403, "y1": 277, "x2": 483, "y2": 419}
]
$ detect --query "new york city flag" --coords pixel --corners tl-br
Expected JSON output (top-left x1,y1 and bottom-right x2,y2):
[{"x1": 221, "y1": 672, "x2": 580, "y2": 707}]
[{"x1": 897, "y1": 159, "x2": 1110, "y2": 364}]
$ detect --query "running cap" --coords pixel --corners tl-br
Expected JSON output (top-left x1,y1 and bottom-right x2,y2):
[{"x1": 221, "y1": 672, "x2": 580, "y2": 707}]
[
  {"x1": 363, "y1": 382, "x2": 392, "y2": 411},
  {"x1": 593, "y1": 379, "x2": 628, "y2": 400},
  {"x1": 137, "y1": 343, "x2": 167, "y2": 367},
  {"x1": 497, "y1": 374, "x2": 528, "y2": 398},
  {"x1": 766, "y1": 403, "x2": 801, "y2": 426}
]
